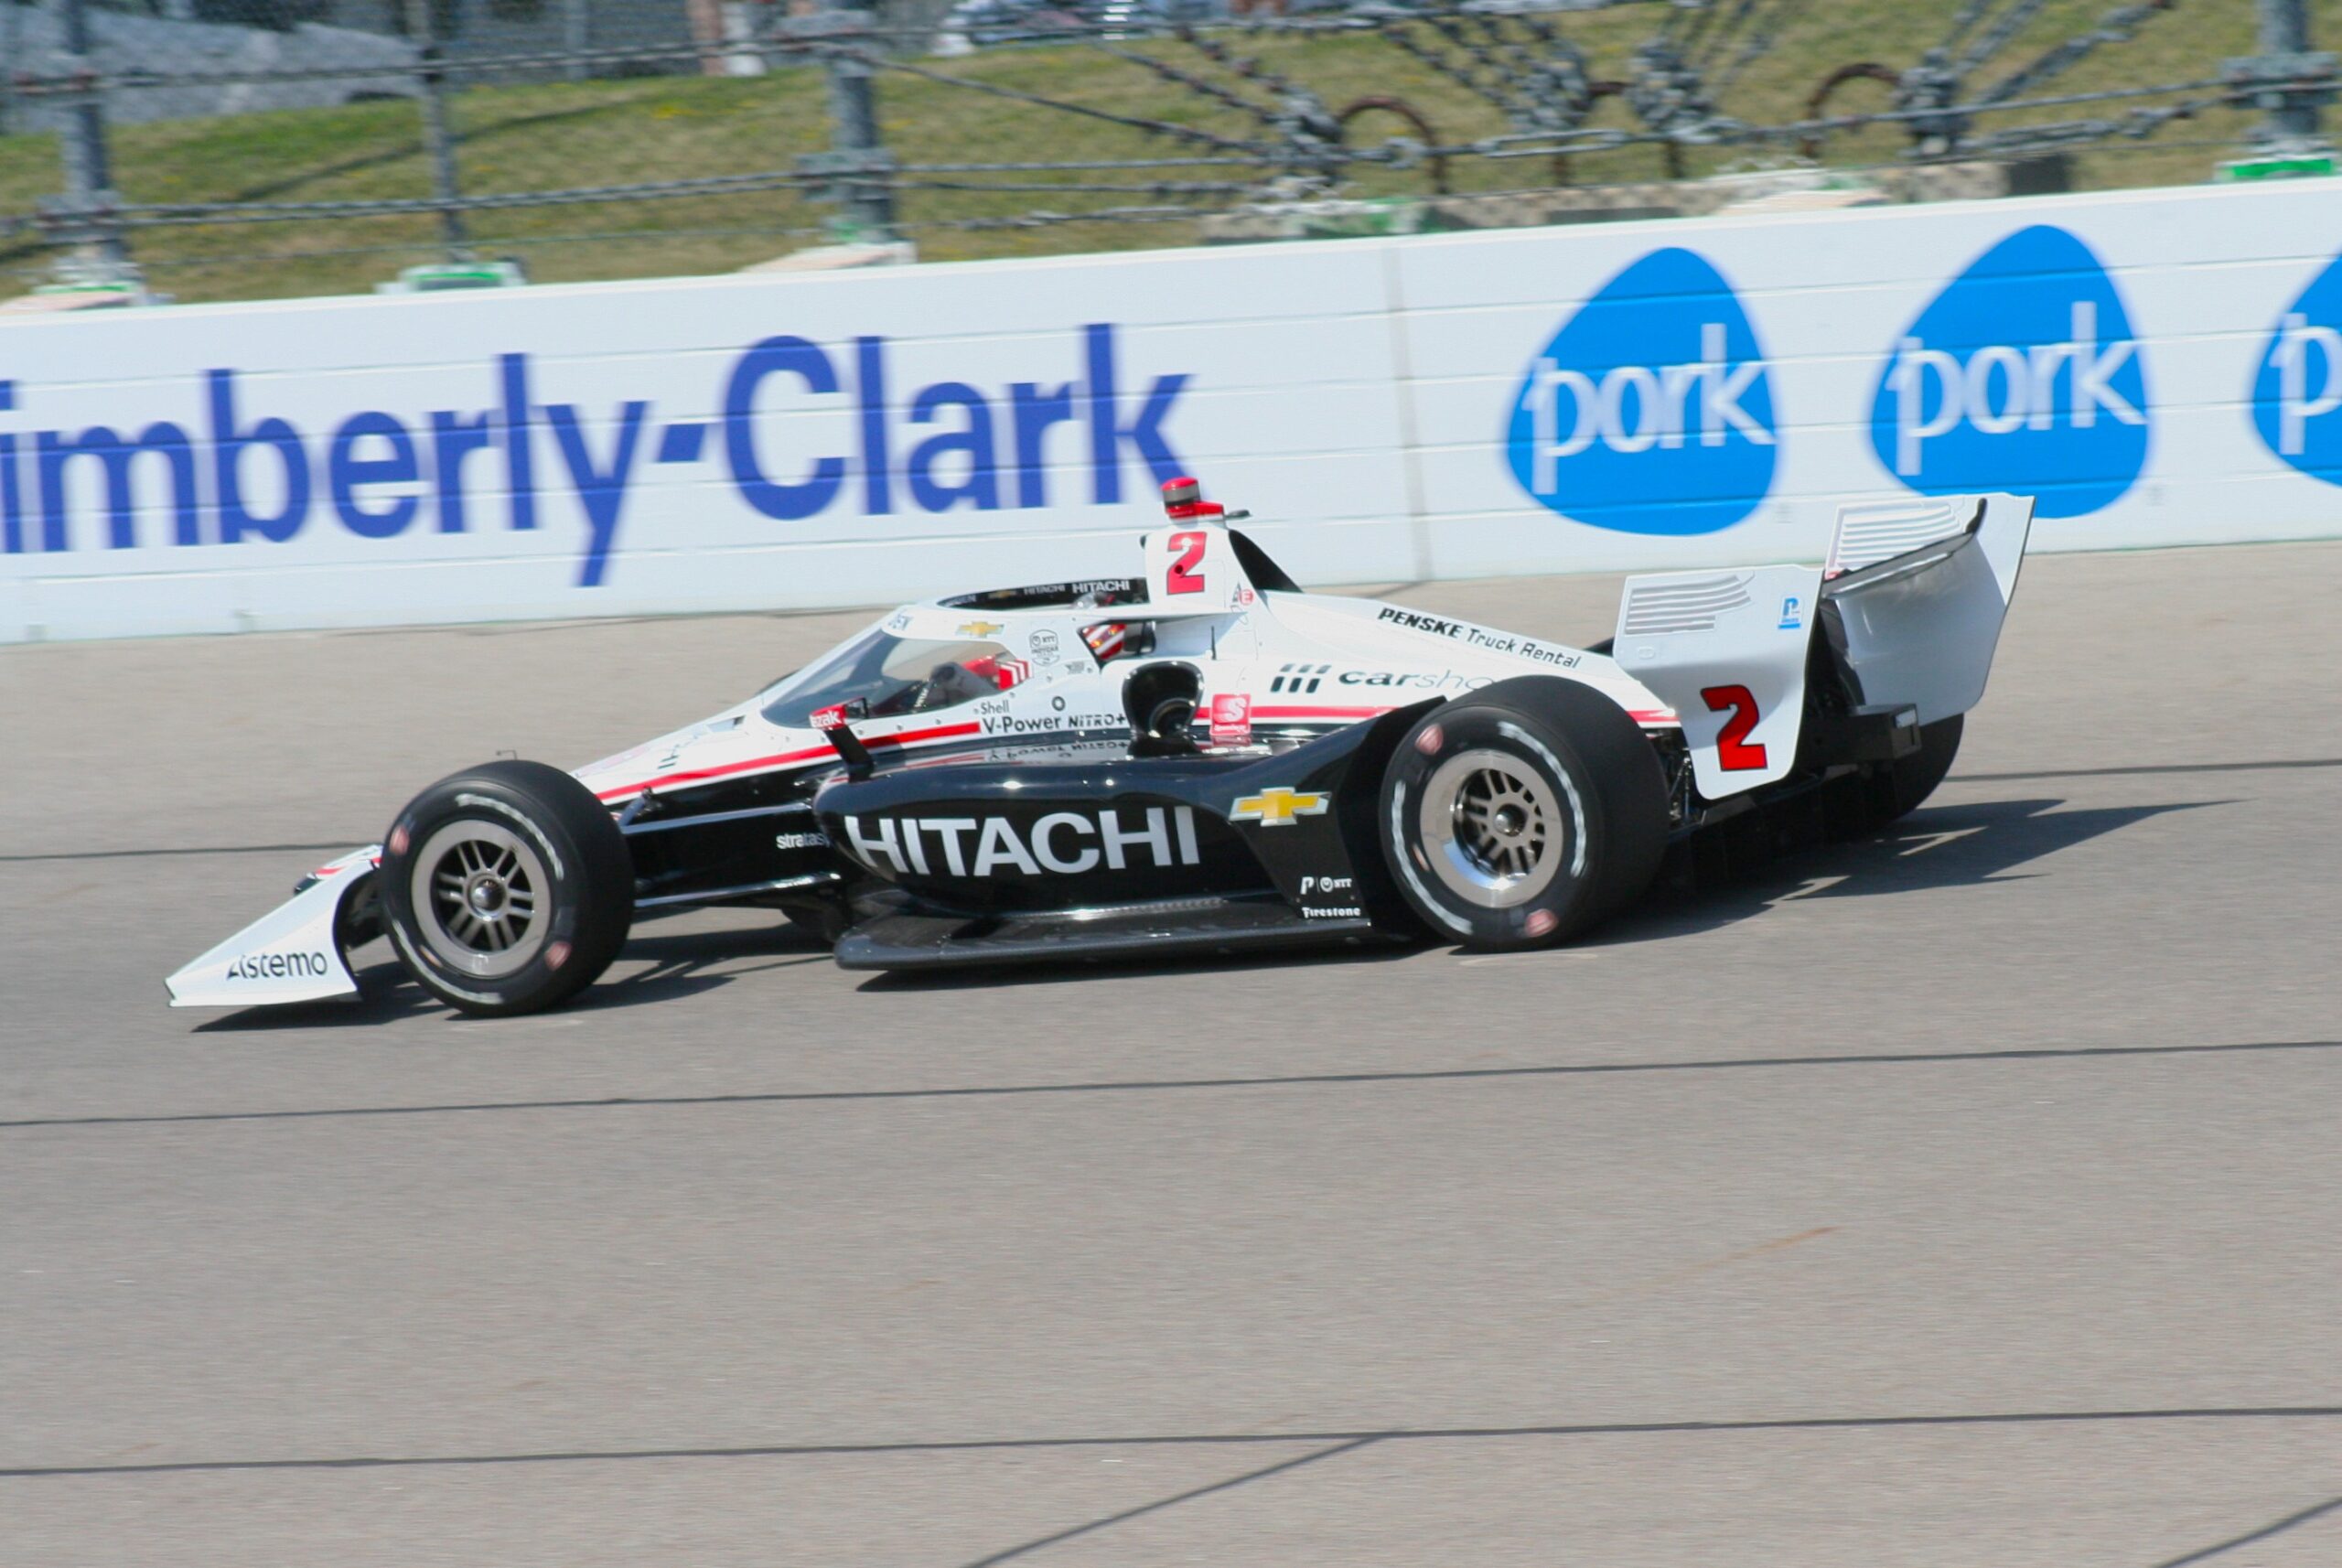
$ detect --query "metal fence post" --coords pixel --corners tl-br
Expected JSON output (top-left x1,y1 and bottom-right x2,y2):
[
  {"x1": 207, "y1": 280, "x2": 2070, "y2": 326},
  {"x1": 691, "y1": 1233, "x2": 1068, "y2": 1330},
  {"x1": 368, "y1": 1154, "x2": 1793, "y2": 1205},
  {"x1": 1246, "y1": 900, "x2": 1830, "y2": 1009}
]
[
  {"x1": 2226, "y1": 0, "x2": 2335, "y2": 166},
  {"x1": 812, "y1": 0, "x2": 898, "y2": 242},
  {"x1": 0, "y1": 2, "x2": 19, "y2": 140},
  {"x1": 406, "y1": 0, "x2": 471, "y2": 259},
  {"x1": 2257, "y1": 0, "x2": 2318, "y2": 142},
  {"x1": 51, "y1": 0, "x2": 131, "y2": 276},
  {"x1": 564, "y1": 0, "x2": 591, "y2": 84}
]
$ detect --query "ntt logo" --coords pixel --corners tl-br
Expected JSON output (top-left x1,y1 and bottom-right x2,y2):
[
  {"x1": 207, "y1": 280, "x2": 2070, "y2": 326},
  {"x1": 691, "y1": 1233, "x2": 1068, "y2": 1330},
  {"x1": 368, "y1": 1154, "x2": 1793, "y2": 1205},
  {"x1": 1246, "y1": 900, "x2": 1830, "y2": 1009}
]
[{"x1": 1505, "y1": 247, "x2": 1778, "y2": 536}]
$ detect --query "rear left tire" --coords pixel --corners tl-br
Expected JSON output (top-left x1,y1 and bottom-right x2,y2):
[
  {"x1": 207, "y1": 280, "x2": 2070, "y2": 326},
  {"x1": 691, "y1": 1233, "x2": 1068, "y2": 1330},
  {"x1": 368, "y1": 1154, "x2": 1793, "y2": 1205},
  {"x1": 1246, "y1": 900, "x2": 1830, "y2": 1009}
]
[
  {"x1": 1852, "y1": 714, "x2": 1963, "y2": 832},
  {"x1": 1378, "y1": 678, "x2": 1670, "y2": 950}
]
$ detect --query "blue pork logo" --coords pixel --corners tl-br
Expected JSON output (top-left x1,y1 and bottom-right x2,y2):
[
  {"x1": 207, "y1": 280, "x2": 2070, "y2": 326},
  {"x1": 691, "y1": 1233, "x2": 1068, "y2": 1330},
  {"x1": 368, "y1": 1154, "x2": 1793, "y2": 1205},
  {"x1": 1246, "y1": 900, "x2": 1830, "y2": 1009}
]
[
  {"x1": 2251, "y1": 251, "x2": 2342, "y2": 485},
  {"x1": 1869, "y1": 224, "x2": 2148, "y2": 519},
  {"x1": 1505, "y1": 247, "x2": 1777, "y2": 535}
]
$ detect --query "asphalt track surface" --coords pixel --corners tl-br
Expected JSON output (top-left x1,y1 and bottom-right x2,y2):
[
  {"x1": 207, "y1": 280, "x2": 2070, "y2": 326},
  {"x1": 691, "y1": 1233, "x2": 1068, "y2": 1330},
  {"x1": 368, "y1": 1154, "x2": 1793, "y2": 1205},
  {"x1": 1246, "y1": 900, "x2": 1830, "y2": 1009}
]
[{"x1": 4, "y1": 542, "x2": 2339, "y2": 1566}]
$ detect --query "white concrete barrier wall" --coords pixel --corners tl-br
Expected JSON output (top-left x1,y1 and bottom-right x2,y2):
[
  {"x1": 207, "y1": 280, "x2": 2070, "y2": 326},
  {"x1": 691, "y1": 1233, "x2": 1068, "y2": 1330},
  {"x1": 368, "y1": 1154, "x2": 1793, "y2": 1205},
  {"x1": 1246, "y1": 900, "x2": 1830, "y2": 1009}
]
[{"x1": 4, "y1": 179, "x2": 2339, "y2": 643}]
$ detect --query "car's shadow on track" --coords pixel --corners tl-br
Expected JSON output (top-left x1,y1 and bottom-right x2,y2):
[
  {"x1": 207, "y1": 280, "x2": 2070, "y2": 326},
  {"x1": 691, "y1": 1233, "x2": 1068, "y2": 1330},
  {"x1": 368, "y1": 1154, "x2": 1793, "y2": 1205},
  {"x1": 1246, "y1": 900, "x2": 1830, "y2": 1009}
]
[
  {"x1": 855, "y1": 792, "x2": 2218, "y2": 993},
  {"x1": 1592, "y1": 793, "x2": 2221, "y2": 950},
  {"x1": 189, "y1": 917, "x2": 834, "y2": 1032},
  {"x1": 851, "y1": 937, "x2": 1424, "y2": 995}
]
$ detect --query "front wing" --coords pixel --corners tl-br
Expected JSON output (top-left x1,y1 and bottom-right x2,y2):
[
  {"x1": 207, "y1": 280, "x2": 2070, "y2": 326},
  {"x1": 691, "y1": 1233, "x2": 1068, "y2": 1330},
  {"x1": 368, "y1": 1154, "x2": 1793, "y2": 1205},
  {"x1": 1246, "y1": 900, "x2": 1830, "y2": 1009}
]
[{"x1": 166, "y1": 847, "x2": 381, "y2": 1008}]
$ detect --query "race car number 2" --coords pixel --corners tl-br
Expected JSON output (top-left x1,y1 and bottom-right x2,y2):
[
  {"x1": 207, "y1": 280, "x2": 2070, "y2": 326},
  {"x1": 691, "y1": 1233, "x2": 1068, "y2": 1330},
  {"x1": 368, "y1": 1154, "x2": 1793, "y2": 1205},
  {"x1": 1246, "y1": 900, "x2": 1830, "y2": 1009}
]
[
  {"x1": 1166, "y1": 531, "x2": 1208, "y2": 596},
  {"x1": 1701, "y1": 684, "x2": 1768, "y2": 771}
]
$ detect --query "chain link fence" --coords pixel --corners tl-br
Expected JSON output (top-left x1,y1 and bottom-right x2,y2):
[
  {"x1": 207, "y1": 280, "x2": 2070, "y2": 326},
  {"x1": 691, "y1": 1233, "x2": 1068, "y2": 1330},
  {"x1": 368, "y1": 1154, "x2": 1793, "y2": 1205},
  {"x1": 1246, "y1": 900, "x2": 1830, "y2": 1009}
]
[{"x1": 3, "y1": 0, "x2": 2335, "y2": 304}]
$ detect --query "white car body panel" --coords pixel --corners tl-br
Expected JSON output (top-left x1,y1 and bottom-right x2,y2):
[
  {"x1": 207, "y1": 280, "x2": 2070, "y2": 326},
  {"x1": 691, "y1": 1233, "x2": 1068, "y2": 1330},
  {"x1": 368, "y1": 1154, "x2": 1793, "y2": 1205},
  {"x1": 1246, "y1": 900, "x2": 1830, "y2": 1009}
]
[
  {"x1": 165, "y1": 846, "x2": 380, "y2": 1007},
  {"x1": 1613, "y1": 563, "x2": 1825, "y2": 799},
  {"x1": 569, "y1": 538, "x2": 1681, "y2": 810}
]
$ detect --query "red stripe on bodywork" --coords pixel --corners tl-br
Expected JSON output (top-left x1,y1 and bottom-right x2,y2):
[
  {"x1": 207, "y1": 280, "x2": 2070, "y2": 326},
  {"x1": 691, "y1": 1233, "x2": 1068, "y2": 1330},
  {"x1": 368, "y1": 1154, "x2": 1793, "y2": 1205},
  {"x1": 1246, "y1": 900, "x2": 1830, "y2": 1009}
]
[
  {"x1": 592, "y1": 721, "x2": 985, "y2": 802},
  {"x1": 593, "y1": 699, "x2": 1680, "y2": 804},
  {"x1": 1255, "y1": 702, "x2": 1680, "y2": 728}
]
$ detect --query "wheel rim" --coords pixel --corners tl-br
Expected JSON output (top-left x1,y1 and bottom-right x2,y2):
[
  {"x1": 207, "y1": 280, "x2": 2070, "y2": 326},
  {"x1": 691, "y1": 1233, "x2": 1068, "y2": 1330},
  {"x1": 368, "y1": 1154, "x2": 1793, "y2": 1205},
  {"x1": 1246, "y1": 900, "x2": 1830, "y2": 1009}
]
[
  {"x1": 1417, "y1": 747, "x2": 1566, "y2": 908},
  {"x1": 409, "y1": 820, "x2": 550, "y2": 980}
]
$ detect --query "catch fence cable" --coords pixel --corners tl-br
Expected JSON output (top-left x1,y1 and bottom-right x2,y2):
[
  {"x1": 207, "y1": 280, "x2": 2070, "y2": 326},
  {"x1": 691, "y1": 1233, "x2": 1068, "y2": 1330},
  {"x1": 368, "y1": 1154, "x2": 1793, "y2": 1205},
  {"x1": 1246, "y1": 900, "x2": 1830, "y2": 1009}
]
[{"x1": 1974, "y1": 0, "x2": 2182, "y2": 108}]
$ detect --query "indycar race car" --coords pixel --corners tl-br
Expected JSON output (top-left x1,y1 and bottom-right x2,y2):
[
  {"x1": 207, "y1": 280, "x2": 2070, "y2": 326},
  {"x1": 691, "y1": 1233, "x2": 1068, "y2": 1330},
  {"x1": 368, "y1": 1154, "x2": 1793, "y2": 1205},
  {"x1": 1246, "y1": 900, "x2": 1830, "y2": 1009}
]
[{"x1": 168, "y1": 478, "x2": 2035, "y2": 1016}]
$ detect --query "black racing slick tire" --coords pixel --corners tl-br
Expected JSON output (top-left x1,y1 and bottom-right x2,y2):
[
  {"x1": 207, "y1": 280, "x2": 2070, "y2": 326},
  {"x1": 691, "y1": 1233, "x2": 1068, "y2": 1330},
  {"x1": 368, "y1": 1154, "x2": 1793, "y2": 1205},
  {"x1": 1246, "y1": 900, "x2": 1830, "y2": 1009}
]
[
  {"x1": 1856, "y1": 714, "x2": 1963, "y2": 831},
  {"x1": 1379, "y1": 677, "x2": 1670, "y2": 950},
  {"x1": 381, "y1": 759, "x2": 633, "y2": 1016}
]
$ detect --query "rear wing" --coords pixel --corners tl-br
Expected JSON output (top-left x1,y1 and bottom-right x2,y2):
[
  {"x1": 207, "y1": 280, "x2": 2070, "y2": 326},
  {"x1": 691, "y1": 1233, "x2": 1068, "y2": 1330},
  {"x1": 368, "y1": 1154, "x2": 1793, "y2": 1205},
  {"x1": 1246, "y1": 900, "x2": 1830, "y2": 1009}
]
[{"x1": 1613, "y1": 493, "x2": 2036, "y2": 800}]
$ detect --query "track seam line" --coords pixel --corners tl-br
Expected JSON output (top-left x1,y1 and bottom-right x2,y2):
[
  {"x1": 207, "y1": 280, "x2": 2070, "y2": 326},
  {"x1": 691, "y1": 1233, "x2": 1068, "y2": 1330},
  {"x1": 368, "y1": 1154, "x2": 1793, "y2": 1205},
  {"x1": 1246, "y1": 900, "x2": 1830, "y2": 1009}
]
[
  {"x1": 1951, "y1": 757, "x2": 2342, "y2": 783},
  {"x1": 8, "y1": 1406, "x2": 2341, "y2": 1481},
  {"x1": 0, "y1": 843, "x2": 346, "y2": 865},
  {"x1": 5, "y1": 1039, "x2": 2334, "y2": 1133},
  {"x1": 959, "y1": 1436, "x2": 1380, "y2": 1566}
]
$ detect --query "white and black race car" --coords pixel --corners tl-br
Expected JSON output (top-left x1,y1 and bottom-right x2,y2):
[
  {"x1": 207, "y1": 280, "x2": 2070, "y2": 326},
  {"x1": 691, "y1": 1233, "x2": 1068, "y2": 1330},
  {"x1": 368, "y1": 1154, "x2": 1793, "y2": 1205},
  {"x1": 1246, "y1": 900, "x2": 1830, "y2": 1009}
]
[{"x1": 169, "y1": 478, "x2": 2035, "y2": 1016}]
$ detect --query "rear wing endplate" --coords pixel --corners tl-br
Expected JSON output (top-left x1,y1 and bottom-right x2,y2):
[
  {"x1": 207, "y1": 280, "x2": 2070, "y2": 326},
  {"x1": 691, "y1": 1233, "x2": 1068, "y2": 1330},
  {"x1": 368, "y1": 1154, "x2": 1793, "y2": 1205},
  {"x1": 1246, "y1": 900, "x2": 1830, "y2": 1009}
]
[
  {"x1": 1821, "y1": 492, "x2": 2036, "y2": 727},
  {"x1": 1613, "y1": 563, "x2": 1822, "y2": 799},
  {"x1": 1613, "y1": 493, "x2": 2035, "y2": 800}
]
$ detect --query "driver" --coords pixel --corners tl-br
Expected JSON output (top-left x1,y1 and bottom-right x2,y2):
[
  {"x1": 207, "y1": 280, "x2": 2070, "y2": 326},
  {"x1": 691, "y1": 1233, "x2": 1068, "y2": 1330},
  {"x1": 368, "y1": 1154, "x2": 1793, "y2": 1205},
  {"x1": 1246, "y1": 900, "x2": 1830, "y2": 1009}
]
[{"x1": 917, "y1": 660, "x2": 1000, "y2": 710}]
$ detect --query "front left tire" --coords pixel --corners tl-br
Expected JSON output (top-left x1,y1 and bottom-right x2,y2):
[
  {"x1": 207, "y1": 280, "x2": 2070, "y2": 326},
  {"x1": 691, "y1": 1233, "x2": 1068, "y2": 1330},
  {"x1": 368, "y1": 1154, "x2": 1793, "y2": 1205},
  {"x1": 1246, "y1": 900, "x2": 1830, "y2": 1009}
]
[{"x1": 381, "y1": 759, "x2": 633, "y2": 1016}]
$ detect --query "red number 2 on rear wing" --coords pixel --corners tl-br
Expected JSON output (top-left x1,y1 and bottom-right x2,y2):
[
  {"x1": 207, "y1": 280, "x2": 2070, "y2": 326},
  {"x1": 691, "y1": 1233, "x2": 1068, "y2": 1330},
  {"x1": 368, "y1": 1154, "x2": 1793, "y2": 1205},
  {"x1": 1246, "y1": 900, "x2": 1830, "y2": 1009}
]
[{"x1": 1701, "y1": 684, "x2": 1768, "y2": 771}]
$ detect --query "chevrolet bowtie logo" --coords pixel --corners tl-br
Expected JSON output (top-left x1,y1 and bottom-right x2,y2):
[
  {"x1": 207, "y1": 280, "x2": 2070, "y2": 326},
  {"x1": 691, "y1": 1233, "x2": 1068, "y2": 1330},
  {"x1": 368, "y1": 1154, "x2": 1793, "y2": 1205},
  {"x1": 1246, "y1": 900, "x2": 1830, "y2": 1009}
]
[
  {"x1": 1230, "y1": 787, "x2": 1329, "y2": 827},
  {"x1": 956, "y1": 619, "x2": 1004, "y2": 638}
]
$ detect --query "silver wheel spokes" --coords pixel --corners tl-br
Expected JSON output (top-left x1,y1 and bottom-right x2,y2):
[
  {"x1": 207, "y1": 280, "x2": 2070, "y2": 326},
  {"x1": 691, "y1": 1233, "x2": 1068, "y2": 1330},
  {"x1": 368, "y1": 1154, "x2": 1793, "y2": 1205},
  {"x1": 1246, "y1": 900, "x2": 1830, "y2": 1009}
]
[
  {"x1": 1418, "y1": 747, "x2": 1567, "y2": 909},
  {"x1": 431, "y1": 837, "x2": 538, "y2": 952},
  {"x1": 1454, "y1": 767, "x2": 1549, "y2": 883},
  {"x1": 409, "y1": 820, "x2": 551, "y2": 979}
]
